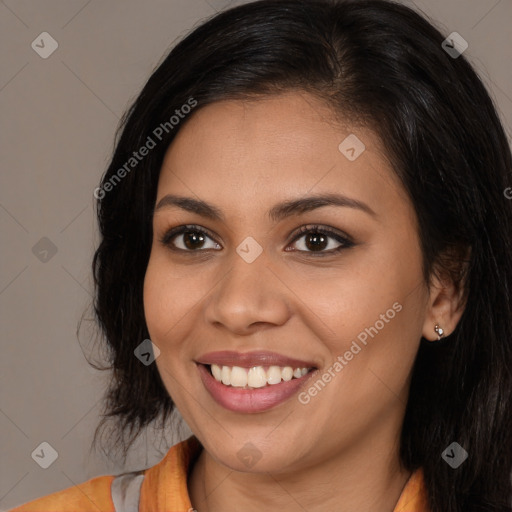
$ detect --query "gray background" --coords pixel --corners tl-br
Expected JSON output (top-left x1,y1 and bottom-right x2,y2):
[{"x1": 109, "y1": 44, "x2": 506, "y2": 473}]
[{"x1": 1, "y1": 0, "x2": 511, "y2": 509}]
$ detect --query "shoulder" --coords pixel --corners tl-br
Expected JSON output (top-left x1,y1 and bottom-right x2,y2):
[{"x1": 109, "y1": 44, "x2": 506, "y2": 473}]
[
  {"x1": 8, "y1": 474, "x2": 117, "y2": 512},
  {"x1": 8, "y1": 436, "x2": 201, "y2": 512}
]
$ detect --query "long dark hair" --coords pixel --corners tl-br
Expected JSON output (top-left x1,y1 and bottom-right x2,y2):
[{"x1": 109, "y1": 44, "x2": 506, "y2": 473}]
[{"x1": 87, "y1": 1, "x2": 512, "y2": 510}]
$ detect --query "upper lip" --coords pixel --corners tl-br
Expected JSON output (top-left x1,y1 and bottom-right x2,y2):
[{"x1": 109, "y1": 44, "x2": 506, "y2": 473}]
[{"x1": 196, "y1": 350, "x2": 318, "y2": 369}]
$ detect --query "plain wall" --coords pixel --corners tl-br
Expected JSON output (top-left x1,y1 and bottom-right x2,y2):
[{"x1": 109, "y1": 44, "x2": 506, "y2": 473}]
[{"x1": 1, "y1": 0, "x2": 511, "y2": 509}]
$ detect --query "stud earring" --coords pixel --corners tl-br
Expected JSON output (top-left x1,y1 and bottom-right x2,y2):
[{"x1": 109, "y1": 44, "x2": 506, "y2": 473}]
[{"x1": 434, "y1": 324, "x2": 445, "y2": 340}]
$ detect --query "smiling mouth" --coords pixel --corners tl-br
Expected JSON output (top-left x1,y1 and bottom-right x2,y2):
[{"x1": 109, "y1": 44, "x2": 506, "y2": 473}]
[{"x1": 205, "y1": 363, "x2": 316, "y2": 389}]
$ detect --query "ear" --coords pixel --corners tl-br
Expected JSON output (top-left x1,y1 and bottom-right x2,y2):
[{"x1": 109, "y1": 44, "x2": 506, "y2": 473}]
[{"x1": 422, "y1": 247, "x2": 470, "y2": 341}]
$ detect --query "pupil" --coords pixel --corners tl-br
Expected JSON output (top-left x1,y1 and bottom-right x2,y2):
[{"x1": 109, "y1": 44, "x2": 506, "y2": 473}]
[
  {"x1": 184, "y1": 231, "x2": 205, "y2": 250},
  {"x1": 306, "y1": 232, "x2": 327, "y2": 251}
]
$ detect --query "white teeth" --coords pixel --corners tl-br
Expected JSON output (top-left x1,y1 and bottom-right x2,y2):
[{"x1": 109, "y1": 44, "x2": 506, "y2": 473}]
[
  {"x1": 209, "y1": 364, "x2": 311, "y2": 388},
  {"x1": 230, "y1": 366, "x2": 248, "y2": 387},
  {"x1": 281, "y1": 367, "x2": 293, "y2": 381},
  {"x1": 211, "y1": 364, "x2": 222, "y2": 381},
  {"x1": 221, "y1": 365, "x2": 231, "y2": 386},
  {"x1": 267, "y1": 365, "x2": 282, "y2": 385},
  {"x1": 247, "y1": 367, "x2": 267, "y2": 388}
]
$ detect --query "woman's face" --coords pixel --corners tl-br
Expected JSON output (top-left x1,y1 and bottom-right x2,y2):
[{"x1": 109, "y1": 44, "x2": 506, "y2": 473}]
[{"x1": 144, "y1": 91, "x2": 432, "y2": 473}]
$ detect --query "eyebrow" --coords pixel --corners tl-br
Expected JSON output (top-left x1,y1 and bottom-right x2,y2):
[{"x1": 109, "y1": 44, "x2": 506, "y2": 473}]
[{"x1": 154, "y1": 192, "x2": 377, "y2": 222}]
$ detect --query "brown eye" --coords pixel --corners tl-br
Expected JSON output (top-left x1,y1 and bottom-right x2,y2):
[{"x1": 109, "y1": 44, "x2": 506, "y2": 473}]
[
  {"x1": 288, "y1": 225, "x2": 354, "y2": 255},
  {"x1": 182, "y1": 230, "x2": 207, "y2": 250},
  {"x1": 302, "y1": 232, "x2": 329, "y2": 251},
  {"x1": 160, "y1": 225, "x2": 221, "y2": 252}
]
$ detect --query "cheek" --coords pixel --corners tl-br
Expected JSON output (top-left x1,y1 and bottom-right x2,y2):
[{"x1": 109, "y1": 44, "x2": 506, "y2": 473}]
[
  {"x1": 143, "y1": 253, "x2": 193, "y2": 345},
  {"x1": 143, "y1": 260, "x2": 168, "y2": 341},
  {"x1": 279, "y1": 257, "x2": 406, "y2": 351},
  {"x1": 142, "y1": 254, "x2": 199, "y2": 402},
  {"x1": 295, "y1": 247, "x2": 425, "y2": 398},
  {"x1": 319, "y1": 284, "x2": 425, "y2": 412},
  {"x1": 142, "y1": 249, "x2": 217, "y2": 354}
]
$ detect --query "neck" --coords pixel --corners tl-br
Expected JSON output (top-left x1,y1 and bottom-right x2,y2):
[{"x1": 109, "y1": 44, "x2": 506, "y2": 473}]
[{"x1": 188, "y1": 435, "x2": 411, "y2": 512}]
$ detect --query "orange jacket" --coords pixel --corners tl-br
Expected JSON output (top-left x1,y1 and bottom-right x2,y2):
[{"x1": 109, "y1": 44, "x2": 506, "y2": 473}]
[{"x1": 9, "y1": 435, "x2": 430, "y2": 511}]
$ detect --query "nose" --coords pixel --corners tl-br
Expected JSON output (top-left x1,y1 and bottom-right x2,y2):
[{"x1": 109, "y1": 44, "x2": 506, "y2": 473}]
[{"x1": 203, "y1": 247, "x2": 291, "y2": 336}]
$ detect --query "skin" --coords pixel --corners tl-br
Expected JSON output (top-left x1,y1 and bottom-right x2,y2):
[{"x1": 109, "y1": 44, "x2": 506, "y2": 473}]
[{"x1": 143, "y1": 91, "x2": 466, "y2": 512}]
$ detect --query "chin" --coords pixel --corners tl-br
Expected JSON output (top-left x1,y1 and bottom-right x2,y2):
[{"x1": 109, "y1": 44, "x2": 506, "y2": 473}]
[{"x1": 201, "y1": 429, "x2": 307, "y2": 474}]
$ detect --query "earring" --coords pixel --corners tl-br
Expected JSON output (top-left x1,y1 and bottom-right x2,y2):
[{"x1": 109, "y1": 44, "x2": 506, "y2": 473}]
[{"x1": 434, "y1": 324, "x2": 445, "y2": 340}]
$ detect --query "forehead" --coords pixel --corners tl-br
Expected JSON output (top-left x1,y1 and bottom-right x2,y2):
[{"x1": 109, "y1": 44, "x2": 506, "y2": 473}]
[{"x1": 156, "y1": 92, "x2": 409, "y2": 222}]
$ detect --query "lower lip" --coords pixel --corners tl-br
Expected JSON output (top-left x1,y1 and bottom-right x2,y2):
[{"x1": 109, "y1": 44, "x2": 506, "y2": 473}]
[{"x1": 197, "y1": 363, "x2": 315, "y2": 413}]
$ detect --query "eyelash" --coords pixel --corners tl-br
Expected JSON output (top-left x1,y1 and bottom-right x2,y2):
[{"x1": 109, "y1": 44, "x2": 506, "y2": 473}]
[{"x1": 159, "y1": 224, "x2": 355, "y2": 256}]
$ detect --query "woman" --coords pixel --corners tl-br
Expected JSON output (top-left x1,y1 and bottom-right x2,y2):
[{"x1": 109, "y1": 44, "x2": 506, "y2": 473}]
[{"x1": 11, "y1": 0, "x2": 512, "y2": 511}]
